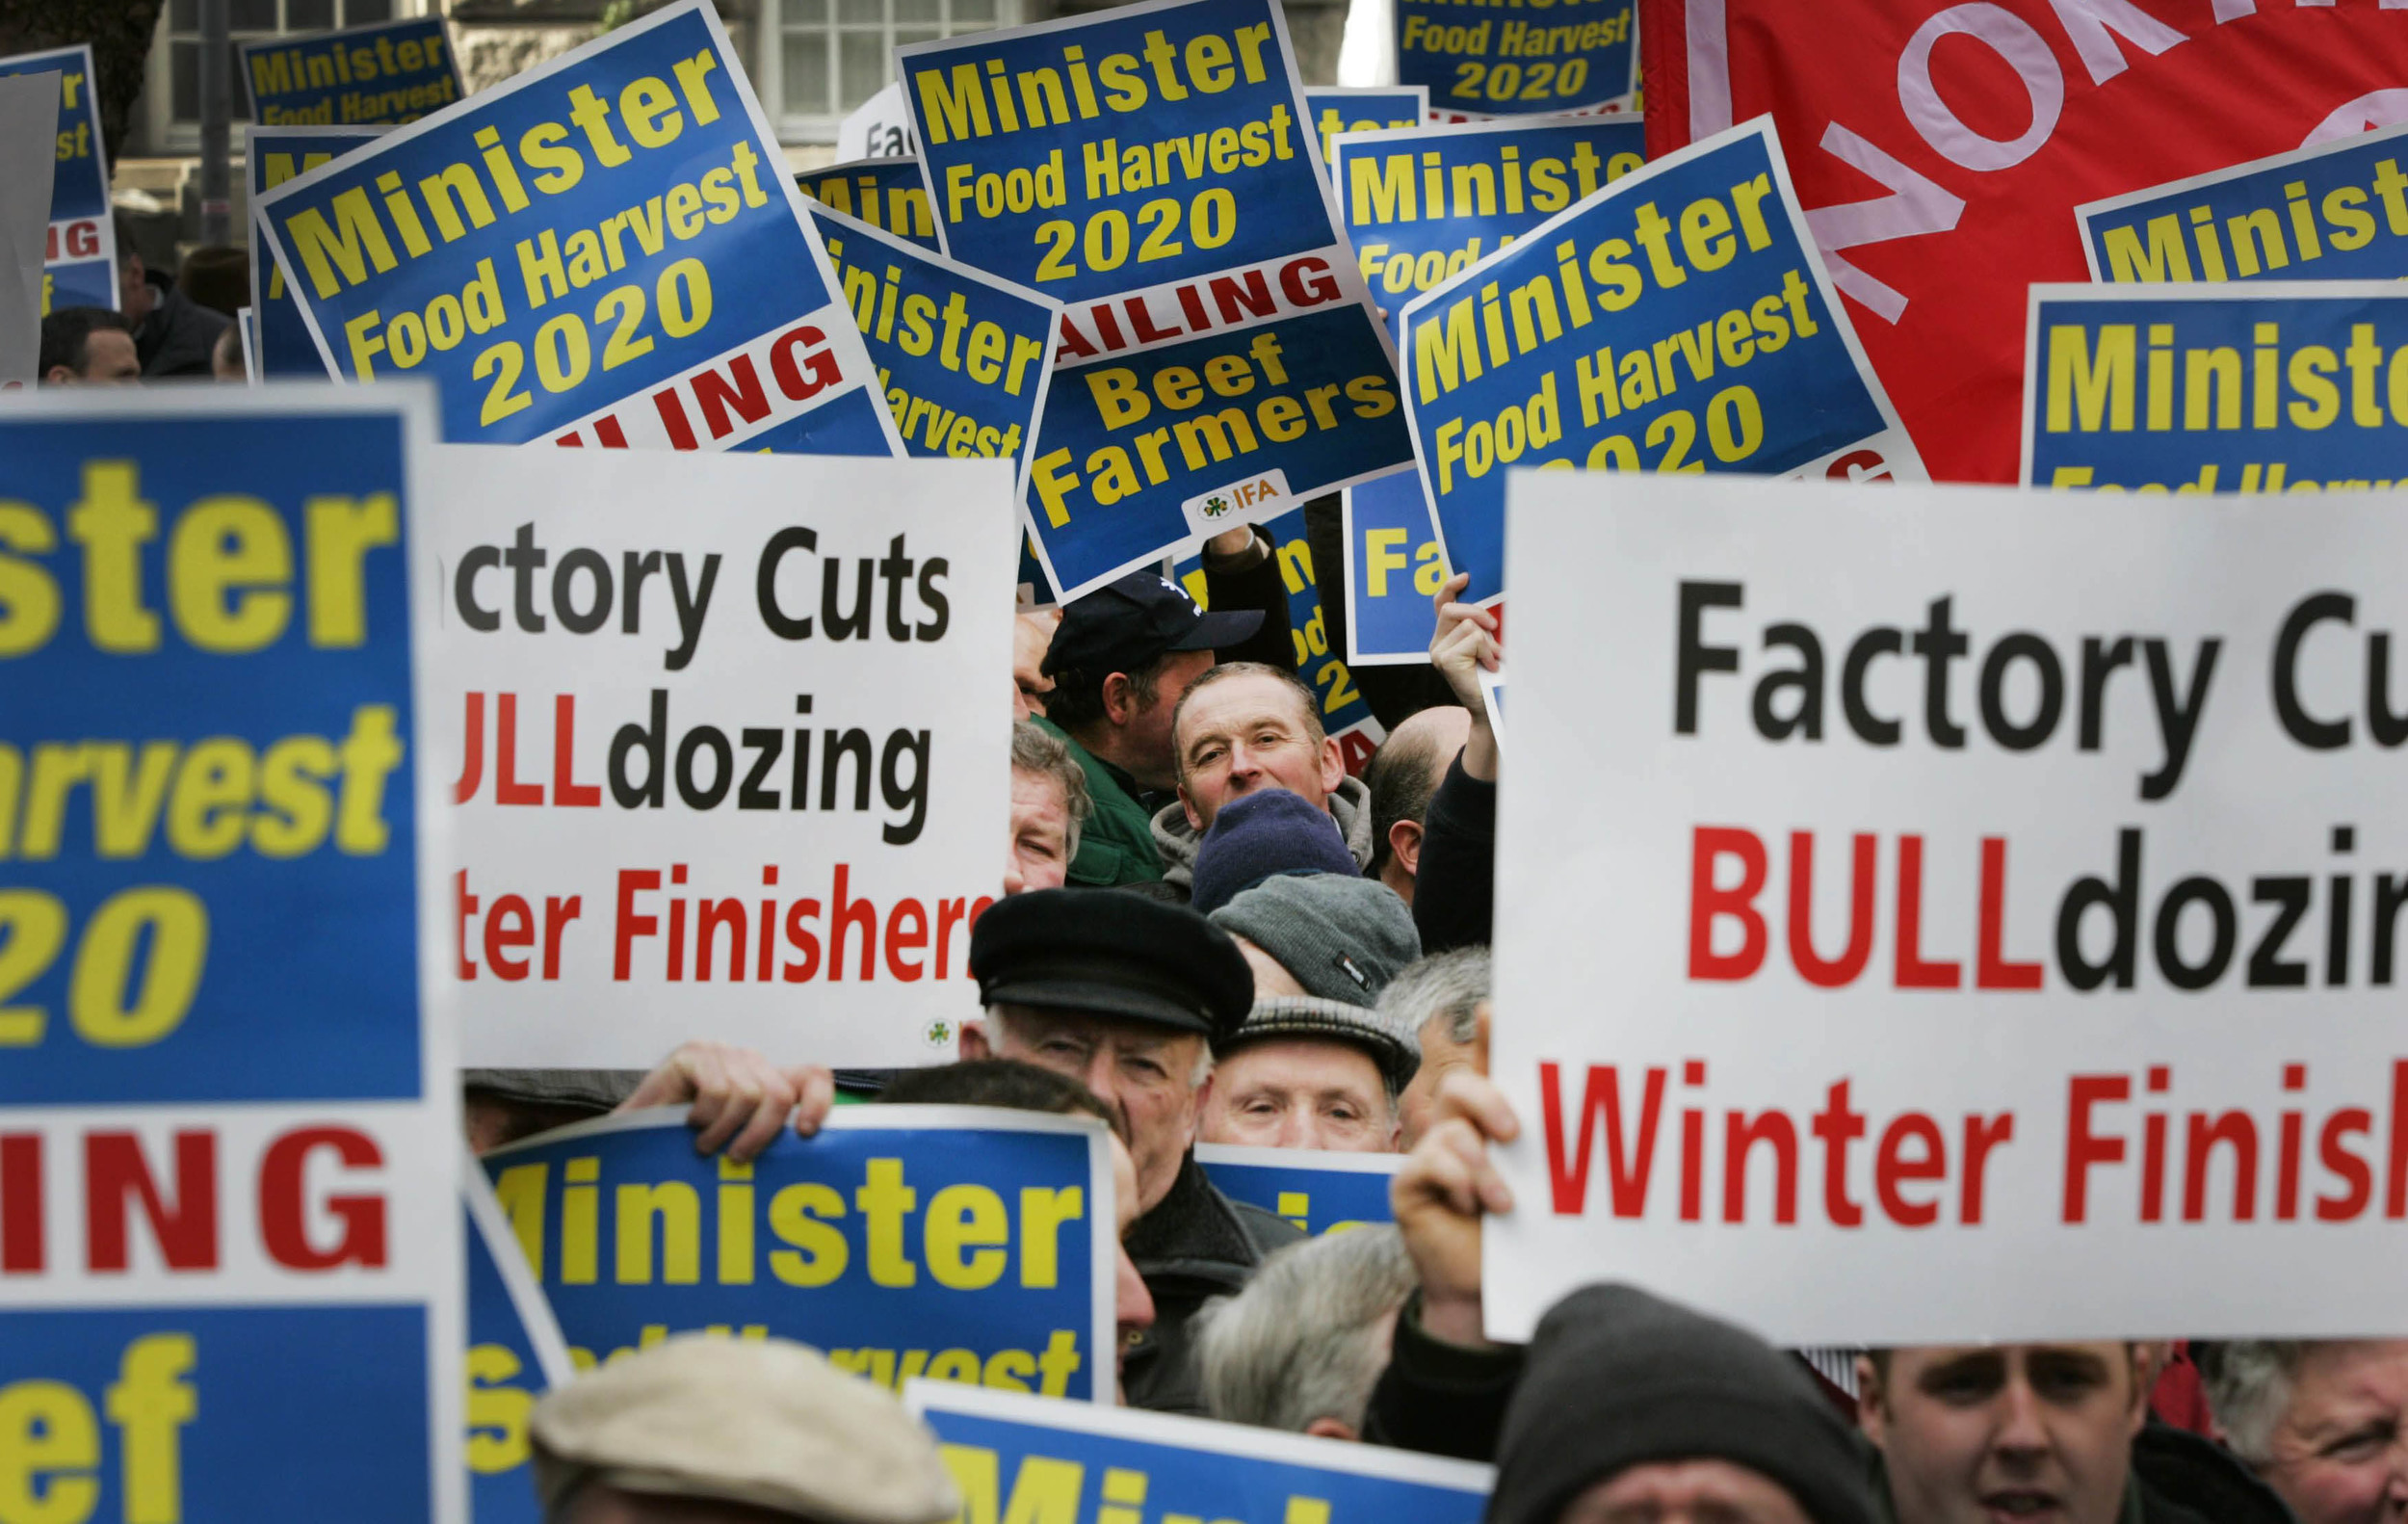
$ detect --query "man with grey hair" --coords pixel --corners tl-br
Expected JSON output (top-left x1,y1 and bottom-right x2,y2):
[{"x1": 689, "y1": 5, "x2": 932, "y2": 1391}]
[
  {"x1": 1009, "y1": 718, "x2": 1093, "y2": 895},
  {"x1": 1199, "y1": 995, "x2": 1420, "y2": 1152},
  {"x1": 2198, "y1": 1340, "x2": 2408, "y2": 1524},
  {"x1": 1379, "y1": 947, "x2": 1490, "y2": 1146},
  {"x1": 1153, "y1": 660, "x2": 1376, "y2": 896},
  {"x1": 1363, "y1": 705, "x2": 1471, "y2": 907},
  {"x1": 530, "y1": 1334, "x2": 958, "y2": 1523},
  {"x1": 1193, "y1": 1225, "x2": 1418, "y2": 1439}
]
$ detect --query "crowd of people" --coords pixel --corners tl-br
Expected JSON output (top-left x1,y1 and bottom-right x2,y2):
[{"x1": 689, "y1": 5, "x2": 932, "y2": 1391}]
[
  {"x1": 455, "y1": 540, "x2": 2400, "y2": 1524},
  {"x1": 39, "y1": 215, "x2": 244, "y2": 386}
]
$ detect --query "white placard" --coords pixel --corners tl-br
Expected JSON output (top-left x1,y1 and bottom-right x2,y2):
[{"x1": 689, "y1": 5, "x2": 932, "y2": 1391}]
[
  {"x1": 1487, "y1": 469, "x2": 2408, "y2": 1346},
  {"x1": 0, "y1": 70, "x2": 57, "y2": 385},
  {"x1": 426, "y1": 446, "x2": 1016, "y2": 1067}
]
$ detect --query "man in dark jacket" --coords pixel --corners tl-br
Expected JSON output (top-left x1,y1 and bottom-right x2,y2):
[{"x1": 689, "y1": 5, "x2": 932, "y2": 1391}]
[
  {"x1": 961, "y1": 887, "x2": 1301, "y2": 1413},
  {"x1": 1035, "y1": 527, "x2": 1295, "y2": 886},
  {"x1": 1410, "y1": 572, "x2": 1499, "y2": 953},
  {"x1": 1367, "y1": 1071, "x2": 2293, "y2": 1524},
  {"x1": 117, "y1": 225, "x2": 228, "y2": 380}
]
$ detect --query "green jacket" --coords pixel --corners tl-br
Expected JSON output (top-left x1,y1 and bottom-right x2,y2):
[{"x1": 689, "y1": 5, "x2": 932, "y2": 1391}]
[{"x1": 1034, "y1": 716, "x2": 1164, "y2": 885}]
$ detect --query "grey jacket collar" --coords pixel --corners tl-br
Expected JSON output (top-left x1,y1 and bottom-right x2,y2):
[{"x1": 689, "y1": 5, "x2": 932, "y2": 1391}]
[{"x1": 1148, "y1": 775, "x2": 1376, "y2": 891}]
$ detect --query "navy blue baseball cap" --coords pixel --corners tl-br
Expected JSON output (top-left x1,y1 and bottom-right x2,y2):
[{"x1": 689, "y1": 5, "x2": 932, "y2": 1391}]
[{"x1": 1040, "y1": 570, "x2": 1263, "y2": 683}]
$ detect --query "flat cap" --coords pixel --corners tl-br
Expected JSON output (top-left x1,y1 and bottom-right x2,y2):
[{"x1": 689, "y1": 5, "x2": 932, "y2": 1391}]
[
  {"x1": 530, "y1": 1335, "x2": 959, "y2": 1524},
  {"x1": 462, "y1": 1068, "x2": 641, "y2": 1113},
  {"x1": 971, "y1": 887, "x2": 1253, "y2": 1048},
  {"x1": 1227, "y1": 994, "x2": 1421, "y2": 1094}
]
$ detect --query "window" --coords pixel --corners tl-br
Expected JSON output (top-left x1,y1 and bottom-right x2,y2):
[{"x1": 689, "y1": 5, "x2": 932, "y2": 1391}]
[
  {"x1": 763, "y1": 0, "x2": 1018, "y2": 145},
  {"x1": 135, "y1": 0, "x2": 403, "y2": 153}
]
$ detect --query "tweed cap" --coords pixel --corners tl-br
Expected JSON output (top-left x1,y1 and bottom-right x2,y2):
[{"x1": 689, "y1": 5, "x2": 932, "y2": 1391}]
[
  {"x1": 461, "y1": 1068, "x2": 641, "y2": 1113},
  {"x1": 530, "y1": 1335, "x2": 960, "y2": 1523},
  {"x1": 1226, "y1": 994, "x2": 1422, "y2": 1093}
]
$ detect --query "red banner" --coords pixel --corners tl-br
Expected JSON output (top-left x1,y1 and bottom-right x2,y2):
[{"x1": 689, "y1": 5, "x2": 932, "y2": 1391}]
[{"x1": 1641, "y1": 1, "x2": 2408, "y2": 483}]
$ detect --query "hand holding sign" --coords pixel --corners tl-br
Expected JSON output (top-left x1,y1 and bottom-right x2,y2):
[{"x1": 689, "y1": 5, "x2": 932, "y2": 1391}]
[{"x1": 619, "y1": 1039, "x2": 839, "y2": 1161}]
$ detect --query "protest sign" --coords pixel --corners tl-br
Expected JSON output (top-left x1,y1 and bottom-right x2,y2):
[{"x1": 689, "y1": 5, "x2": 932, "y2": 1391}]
[
  {"x1": 421, "y1": 445, "x2": 1013, "y2": 1068},
  {"x1": 1334, "y1": 113, "x2": 1645, "y2": 659},
  {"x1": 466, "y1": 1157, "x2": 574, "y2": 1524},
  {"x1": 1305, "y1": 85, "x2": 1426, "y2": 171},
  {"x1": 800, "y1": 157, "x2": 944, "y2": 250},
  {"x1": 907, "y1": 1382, "x2": 1494, "y2": 1523},
  {"x1": 1172, "y1": 505, "x2": 1384, "y2": 773},
  {"x1": 239, "y1": 306, "x2": 260, "y2": 381},
  {"x1": 484, "y1": 1107, "x2": 1117, "y2": 1401},
  {"x1": 0, "y1": 71, "x2": 55, "y2": 384},
  {"x1": 0, "y1": 44, "x2": 113, "y2": 313},
  {"x1": 1400, "y1": 118, "x2": 1918, "y2": 607},
  {"x1": 842, "y1": 81, "x2": 919, "y2": 161},
  {"x1": 808, "y1": 201, "x2": 1061, "y2": 488},
  {"x1": 255, "y1": 0, "x2": 903, "y2": 457},
  {"x1": 1195, "y1": 1143, "x2": 1398, "y2": 1233},
  {"x1": 1639, "y1": 0, "x2": 2408, "y2": 484},
  {"x1": 1486, "y1": 467, "x2": 2408, "y2": 1344},
  {"x1": 249, "y1": 125, "x2": 388, "y2": 378},
  {"x1": 2022, "y1": 282, "x2": 2408, "y2": 495},
  {"x1": 2078, "y1": 119, "x2": 2408, "y2": 287},
  {"x1": 899, "y1": 0, "x2": 1412, "y2": 598},
  {"x1": 1398, "y1": 0, "x2": 1633, "y2": 118},
  {"x1": 243, "y1": 15, "x2": 464, "y2": 126},
  {"x1": 0, "y1": 386, "x2": 463, "y2": 1519}
]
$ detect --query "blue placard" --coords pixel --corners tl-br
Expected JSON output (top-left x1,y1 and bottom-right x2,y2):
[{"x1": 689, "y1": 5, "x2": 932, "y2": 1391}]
[
  {"x1": 2021, "y1": 282, "x2": 2408, "y2": 494},
  {"x1": 1396, "y1": 0, "x2": 1634, "y2": 118},
  {"x1": 809, "y1": 200, "x2": 1061, "y2": 490},
  {"x1": 482, "y1": 1108, "x2": 1115, "y2": 1402},
  {"x1": 1195, "y1": 1144, "x2": 1397, "y2": 1233},
  {"x1": 908, "y1": 1383, "x2": 1493, "y2": 1524},
  {"x1": 799, "y1": 157, "x2": 944, "y2": 250},
  {"x1": 0, "y1": 44, "x2": 116, "y2": 313},
  {"x1": 249, "y1": 125, "x2": 387, "y2": 378},
  {"x1": 242, "y1": 15, "x2": 463, "y2": 126},
  {"x1": 0, "y1": 385, "x2": 461, "y2": 1524},
  {"x1": 0, "y1": 1304, "x2": 435, "y2": 1520},
  {"x1": 899, "y1": 0, "x2": 1409, "y2": 599},
  {"x1": 466, "y1": 1164, "x2": 573, "y2": 1524},
  {"x1": 1399, "y1": 120, "x2": 1906, "y2": 605},
  {"x1": 254, "y1": 0, "x2": 902, "y2": 457},
  {"x1": 1304, "y1": 86, "x2": 1426, "y2": 177},
  {"x1": 1028, "y1": 302, "x2": 1411, "y2": 598},
  {"x1": 1172, "y1": 507, "x2": 1383, "y2": 767},
  {"x1": 0, "y1": 392, "x2": 432, "y2": 1106},
  {"x1": 2079, "y1": 118, "x2": 2408, "y2": 286},
  {"x1": 1334, "y1": 115, "x2": 1644, "y2": 660},
  {"x1": 901, "y1": 0, "x2": 1344, "y2": 301}
]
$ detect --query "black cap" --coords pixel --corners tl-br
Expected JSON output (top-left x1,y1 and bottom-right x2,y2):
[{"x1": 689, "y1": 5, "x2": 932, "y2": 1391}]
[
  {"x1": 1040, "y1": 570, "x2": 1263, "y2": 682},
  {"x1": 1490, "y1": 1284, "x2": 1873, "y2": 1524},
  {"x1": 969, "y1": 888, "x2": 1254, "y2": 1047}
]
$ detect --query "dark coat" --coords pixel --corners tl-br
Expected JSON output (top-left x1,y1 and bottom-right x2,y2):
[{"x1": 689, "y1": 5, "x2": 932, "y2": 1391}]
[
  {"x1": 1120, "y1": 1153, "x2": 1303, "y2": 1415},
  {"x1": 136, "y1": 279, "x2": 230, "y2": 379}
]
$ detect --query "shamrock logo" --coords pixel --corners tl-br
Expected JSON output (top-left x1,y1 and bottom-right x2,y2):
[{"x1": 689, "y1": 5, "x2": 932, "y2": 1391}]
[{"x1": 1201, "y1": 495, "x2": 1229, "y2": 517}]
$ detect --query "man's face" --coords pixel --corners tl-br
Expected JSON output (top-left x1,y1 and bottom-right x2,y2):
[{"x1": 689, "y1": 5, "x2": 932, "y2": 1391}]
[
  {"x1": 1006, "y1": 768, "x2": 1071, "y2": 895},
  {"x1": 2251, "y1": 1341, "x2": 2408, "y2": 1524},
  {"x1": 978, "y1": 1005, "x2": 1208, "y2": 1214},
  {"x1": 50, "y1": 328, "x2": 139, "y2": 385},
  {"x1": 1106, "y1": 1135, "x2": 1155, "y2": 1388},
  {"x1": 118, "y1": 255, "x2": 153, "y2": 322},
  {"x1": 1862, "y1": 1344, "x2": 2145, "y2": 1524},
  {"x1": 1558, "y1": 1460, "x2": 1813, "y2": 1524},
  {"x1": 1199, "y1": 1038, "x2": 1398, "y2": 1152},
  {"x1": 1013, "y1": 611, "x2": 1059, "y2": 720},
  {"x1": 1176, "y1": 673, "x2": 1344, "y2": 829},
  {"x1": 1118, "y1": 648, "x2": 1214, "y2": 789},
  {"x1": 1399, "y1": 1000, "x2": 1487, "y2": 1147}
]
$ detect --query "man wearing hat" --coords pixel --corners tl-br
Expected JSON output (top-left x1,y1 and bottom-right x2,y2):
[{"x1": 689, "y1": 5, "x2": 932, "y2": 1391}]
[
  {"x1": 1199, "y1": 993, "x2": 1420, "y2": 1152},
  {"x1": 1034, "y1": 527, "x2": 1290, "y2": 888},
  {"x1": 530, "y1": 1334, "x2": 959, "y2": 1523},
  {"x1": 963, "y1": 886, "x2": 1303, "y2": 1413}
]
